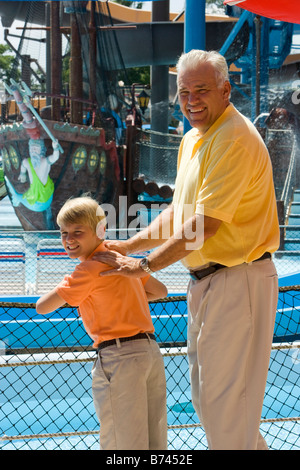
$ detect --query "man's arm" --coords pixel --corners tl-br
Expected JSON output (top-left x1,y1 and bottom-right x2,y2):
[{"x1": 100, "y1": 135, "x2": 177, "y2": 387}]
[
  {"x1": 102, "y1": 204, "x2": 174, "y2": 256},
  {"x1": 147, "y1": 213, "x2": 221, "y2": 273},
  {"x1": 96, "y1": 213, "x2": 221, "y2": 277},
  {"x1": 36, "y1": 289, "x2": 66, "y2": 314}
]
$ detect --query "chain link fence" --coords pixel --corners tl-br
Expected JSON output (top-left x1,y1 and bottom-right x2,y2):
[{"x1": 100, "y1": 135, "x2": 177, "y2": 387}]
[
  {"x1": 0, "y1": 294, "x2": 299, "y2": 450},
  {"x1": 1, "y1": 229, "x2": 300, "y2": 297},
  {"x1": 0, "y1": 229, "x2": 299, "y2": 449},
  {"x1": 135, "y1": 128, "x2": 181, "y2": 187}
]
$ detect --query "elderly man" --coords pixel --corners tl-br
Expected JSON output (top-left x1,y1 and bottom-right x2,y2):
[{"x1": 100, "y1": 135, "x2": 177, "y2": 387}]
[{"x1": 94, "y1": 50, "x2": 280, "y2": 450}]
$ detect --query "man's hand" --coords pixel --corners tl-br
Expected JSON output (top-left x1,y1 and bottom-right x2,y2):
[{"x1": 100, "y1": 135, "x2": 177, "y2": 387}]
[
  {"x1": 103, "y1": 240, "x2": 128, "y2": 255},
  {"x1": 92, "y1": 250, "x2": 147, "y2": 277}
]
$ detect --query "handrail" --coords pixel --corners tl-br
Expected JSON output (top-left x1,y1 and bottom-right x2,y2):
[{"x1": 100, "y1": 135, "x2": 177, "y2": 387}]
[{"x1": 280, "y1": 133, "x2": 297, "y2": 217}]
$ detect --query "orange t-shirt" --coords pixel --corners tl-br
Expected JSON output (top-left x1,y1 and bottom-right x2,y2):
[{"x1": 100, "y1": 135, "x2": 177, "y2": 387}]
[{"x1": 55, "y1": 243, "x2": 153, "y2": 348}]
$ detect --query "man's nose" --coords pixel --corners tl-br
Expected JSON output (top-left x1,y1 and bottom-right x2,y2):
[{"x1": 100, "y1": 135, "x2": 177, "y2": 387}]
[{"x1": 188, "y1": 92, "x2": 199, "y2": 105}]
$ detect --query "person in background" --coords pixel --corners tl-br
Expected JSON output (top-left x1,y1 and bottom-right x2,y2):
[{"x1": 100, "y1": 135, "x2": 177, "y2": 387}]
[
  {"x1": 93, "y1": 50, "x2": 280, "y2": 450},
  {"x1": 36, "y1": 196, "x2": 168, "y2": 450}
]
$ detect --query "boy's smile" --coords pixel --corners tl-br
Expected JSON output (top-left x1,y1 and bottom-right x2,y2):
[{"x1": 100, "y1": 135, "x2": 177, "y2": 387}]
[{"x1": 60, "y1": 222, "x2": 102, "y2": 261}]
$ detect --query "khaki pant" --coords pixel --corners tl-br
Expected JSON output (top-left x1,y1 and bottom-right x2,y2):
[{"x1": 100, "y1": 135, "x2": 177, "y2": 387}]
[
  {"x1": 187, "y1": 258, "x2": 278, "y2": 450},
  {"x1": 92, "y1": 337, "x2": 167, "y2": 450}
]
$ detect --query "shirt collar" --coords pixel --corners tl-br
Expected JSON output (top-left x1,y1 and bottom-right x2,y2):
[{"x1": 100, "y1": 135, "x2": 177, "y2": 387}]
[
  {"x1": 191, "y1": 103, "x2": 234, "y2": 142},
  {"x1": 87, "y1": 240, "x2": 106, "y2": 260}
]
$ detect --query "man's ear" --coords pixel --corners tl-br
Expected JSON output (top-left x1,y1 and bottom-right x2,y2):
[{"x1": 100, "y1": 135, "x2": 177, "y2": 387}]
[{"x1": 223, "y1": 80, "x2": 231, "y2": 101}]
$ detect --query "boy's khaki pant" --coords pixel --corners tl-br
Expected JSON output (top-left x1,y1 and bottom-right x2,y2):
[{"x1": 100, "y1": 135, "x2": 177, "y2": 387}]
[
  {"x1": 187, "y1": 258, "x2": 278, "y2": 450},
  {"x1": 92, "y1": 336, "x2": 167, "y2": 450}
]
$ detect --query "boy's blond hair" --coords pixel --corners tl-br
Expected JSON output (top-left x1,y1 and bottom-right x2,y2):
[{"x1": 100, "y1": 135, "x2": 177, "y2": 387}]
[{"x1": 57, "y1": 196, "x2": 106, "y2": 237}]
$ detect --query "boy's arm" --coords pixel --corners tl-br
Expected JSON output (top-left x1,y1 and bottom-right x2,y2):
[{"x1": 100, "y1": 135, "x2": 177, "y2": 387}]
[
  {"x1": 143, "y1": 275, "x2": 168, "y2": 301},
  {"x1": 36, "y1": 288, "x2": 66, "y2": 314}
]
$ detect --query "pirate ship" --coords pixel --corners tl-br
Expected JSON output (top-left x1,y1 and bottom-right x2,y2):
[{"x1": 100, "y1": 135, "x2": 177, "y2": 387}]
[{"x1": 0, "y1": 1, "x2": 129, "y2": 230}]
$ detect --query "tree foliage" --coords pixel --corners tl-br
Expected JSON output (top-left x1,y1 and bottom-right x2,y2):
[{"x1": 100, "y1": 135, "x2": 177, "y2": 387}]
[
  {"x1": 113, "y1": 1, "x2": 142, "y2": 9},
  {"x1": 120, "y1": 66, "x2": 150, "y2": 86},
  {"x1": 0, "y1": 44, "x2": 20, "y2": 83}
]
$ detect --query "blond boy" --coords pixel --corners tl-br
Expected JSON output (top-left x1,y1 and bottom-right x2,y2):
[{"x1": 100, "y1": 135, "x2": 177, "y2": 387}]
[{"x1": 36, "y1": 196, "x2": 168, "y2": 450}]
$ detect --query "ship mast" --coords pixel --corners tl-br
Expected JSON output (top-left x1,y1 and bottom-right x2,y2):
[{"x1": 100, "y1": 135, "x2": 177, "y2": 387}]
[
  {"x1": 69, "y1": 3, "x2": 83, "y2": 124},
  {"x1": 50, "y1": 1, "x2": 62, "y2": 122}
]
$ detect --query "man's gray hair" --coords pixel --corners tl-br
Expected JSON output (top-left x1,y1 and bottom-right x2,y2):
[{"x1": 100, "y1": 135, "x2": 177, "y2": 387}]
[{"x1": 176, "y1": 50, "x2": 229, "y2": 84}]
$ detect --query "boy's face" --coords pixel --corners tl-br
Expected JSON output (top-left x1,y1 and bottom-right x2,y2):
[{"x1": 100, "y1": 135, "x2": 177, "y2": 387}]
[{"x1": 60, "y1": 222, "x2": 101, "y2": 261}]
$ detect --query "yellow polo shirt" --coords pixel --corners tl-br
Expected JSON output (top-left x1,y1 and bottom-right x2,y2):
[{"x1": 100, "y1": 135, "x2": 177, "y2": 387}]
[{"x1": 173, "y1": 104, "x2": 280, "y2": 269}]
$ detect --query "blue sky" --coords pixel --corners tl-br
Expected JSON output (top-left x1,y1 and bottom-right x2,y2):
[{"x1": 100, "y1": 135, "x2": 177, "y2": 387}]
[{"x1": 141, "y1": 0, "x2": 185, "y2": 12}]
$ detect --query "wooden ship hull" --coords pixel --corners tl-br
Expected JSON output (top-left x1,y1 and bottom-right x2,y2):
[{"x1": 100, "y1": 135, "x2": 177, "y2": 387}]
[{"x1": 0, "y1": 119, "x2": 123, "y2": 230}]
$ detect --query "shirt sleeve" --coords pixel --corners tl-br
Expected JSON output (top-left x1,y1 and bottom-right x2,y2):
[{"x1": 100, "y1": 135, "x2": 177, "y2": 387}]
[
  {"x1": 140, "y1": 274, "x2": 151, "y2": 286},
  {"x1": 55, "y1": 264, "x2": 94, "y2": 306},
  {"x1": 195, "y1": 139, "x2": 256, "y2": 223}
]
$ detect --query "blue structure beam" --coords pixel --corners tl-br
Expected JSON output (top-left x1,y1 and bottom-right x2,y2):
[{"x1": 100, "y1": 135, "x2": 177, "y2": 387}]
[
  {"x1": 219, "y1": 10, "x2": 250, "y2": 57},
  {"x1": 183, "y1": 0, "x2": 206, "y2": 133},
  {"x1": 184, "y1": 0, "x2": 206, "y2": 53}
]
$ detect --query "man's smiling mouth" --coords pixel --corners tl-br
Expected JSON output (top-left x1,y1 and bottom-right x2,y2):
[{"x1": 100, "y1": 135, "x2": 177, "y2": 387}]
[{"x1": 189, "y1": 107, "x2": 206, "y2": 114}]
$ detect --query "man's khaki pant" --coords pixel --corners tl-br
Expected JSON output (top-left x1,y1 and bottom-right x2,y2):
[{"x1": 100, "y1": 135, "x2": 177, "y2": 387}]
[
  {"x1": 187, "y1": 258, "x2": 278, "y2": 450},
  {"x1": 91, "y1": 337, "x2": 167, "y2": 450}
]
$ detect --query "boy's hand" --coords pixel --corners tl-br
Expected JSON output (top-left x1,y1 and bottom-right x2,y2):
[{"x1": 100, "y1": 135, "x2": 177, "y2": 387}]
[{"x1": 92, "y1": 250, "x2": 147, "y2": 277}]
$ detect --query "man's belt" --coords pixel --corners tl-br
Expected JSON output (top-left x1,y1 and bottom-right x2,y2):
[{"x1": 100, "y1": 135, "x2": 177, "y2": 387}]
[
  {"x1": 189, "y1": 252, "x2": 271, "y2": 282},
  {"x1": 97, "y1": 332, "x2": 156, "y2": 352}
]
